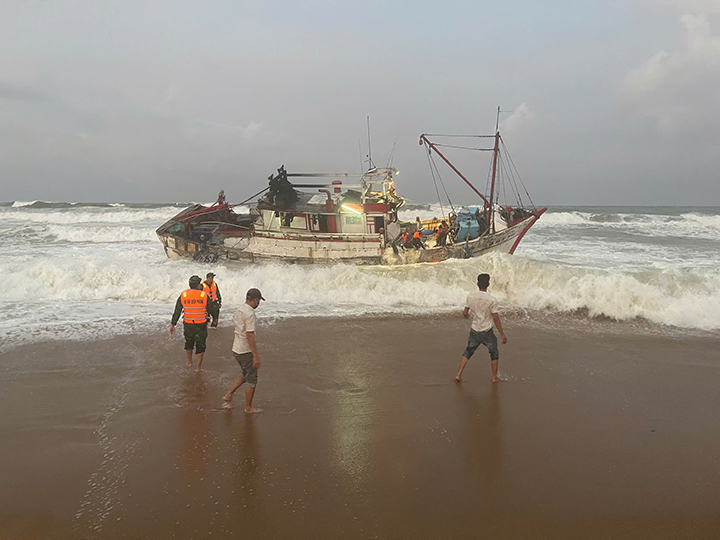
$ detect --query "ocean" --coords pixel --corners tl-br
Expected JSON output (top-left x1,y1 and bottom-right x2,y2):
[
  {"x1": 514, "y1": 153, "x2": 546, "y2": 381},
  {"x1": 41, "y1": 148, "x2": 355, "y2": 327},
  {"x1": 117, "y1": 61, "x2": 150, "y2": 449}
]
[{"x1": 1, "y1": 201, "x2": 719, "y2": 351}]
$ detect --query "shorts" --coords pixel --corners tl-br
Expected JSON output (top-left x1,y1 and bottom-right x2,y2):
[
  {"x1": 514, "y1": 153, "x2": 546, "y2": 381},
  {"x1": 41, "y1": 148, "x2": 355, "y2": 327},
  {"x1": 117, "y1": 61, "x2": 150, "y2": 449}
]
[
  {"x1": 207, "y1": 301, "x2": 220, "y2": 320},
  {"x1": 183, "y1": 322, "x2": 208, "y2": 353},
  {"x1": 463, "y1": 328, "x2": 499, "y2": 360},
  {"x1": 233, "y1": 351, "x2": 258, "y2": 388}
]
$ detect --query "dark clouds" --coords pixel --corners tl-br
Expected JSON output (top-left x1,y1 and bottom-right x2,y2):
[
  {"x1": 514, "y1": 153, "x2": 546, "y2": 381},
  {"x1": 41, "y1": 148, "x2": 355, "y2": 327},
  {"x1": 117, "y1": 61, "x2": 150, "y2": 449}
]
[{"x1": 0, "y1": 1, "x2": 719, "y2": 205}]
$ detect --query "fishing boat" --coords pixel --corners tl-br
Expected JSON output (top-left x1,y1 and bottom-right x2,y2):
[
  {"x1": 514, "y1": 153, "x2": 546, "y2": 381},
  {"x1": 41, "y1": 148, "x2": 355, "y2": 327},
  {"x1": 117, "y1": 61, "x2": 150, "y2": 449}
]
[{"x1": 156, "y1": 123, "x2": 546, "y2": 265}]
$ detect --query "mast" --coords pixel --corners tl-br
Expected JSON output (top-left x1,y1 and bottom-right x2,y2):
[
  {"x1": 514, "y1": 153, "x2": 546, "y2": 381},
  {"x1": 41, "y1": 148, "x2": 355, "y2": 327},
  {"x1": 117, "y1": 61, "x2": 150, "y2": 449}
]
[{"x1": 488, "y1": 106, "x2": 501, "y2": 231}]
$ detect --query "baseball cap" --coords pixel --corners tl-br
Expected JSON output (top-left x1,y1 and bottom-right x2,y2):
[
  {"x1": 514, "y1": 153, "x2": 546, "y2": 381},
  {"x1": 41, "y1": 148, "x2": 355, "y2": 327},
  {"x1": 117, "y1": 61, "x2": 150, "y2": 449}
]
[
  {"x1": 206, "y1": 272, "x2": 215, "y2": 278},
  {"x1": 189, "y1": 275, "x2": 202, "y2": 286},
  {"x1": 246, "y1": 288, "x2": 265, "y2": 301}
]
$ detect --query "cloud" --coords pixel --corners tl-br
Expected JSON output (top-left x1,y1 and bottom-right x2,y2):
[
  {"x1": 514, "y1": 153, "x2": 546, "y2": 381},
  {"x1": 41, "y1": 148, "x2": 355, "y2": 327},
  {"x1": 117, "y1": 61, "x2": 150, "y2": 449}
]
[
  {"x1": 0, "y1": 79, "x2": 47, "y2": 103},
  {"x1": 654, "y1": 0, "x2": 720, "y2": 14},
  {"x1": 620, "y1": 12, "x2": 720, "y2": 136},
  {"x1": 499, "y1": 103, "x2": 536, "y2": 136}
]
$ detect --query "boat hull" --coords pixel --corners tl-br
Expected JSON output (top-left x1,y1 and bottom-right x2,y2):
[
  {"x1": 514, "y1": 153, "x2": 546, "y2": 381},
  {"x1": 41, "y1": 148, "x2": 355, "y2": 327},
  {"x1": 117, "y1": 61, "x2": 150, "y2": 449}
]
[{"x1": 157, "y1": 211, "x2": 544, "y2": 265}]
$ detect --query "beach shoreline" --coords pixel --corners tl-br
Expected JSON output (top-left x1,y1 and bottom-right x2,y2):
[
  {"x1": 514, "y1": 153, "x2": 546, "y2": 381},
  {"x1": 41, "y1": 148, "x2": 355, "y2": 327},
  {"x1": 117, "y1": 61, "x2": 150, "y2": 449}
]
[{"x1": 1, "y1": 313, "x2": 719, "y2": 539}]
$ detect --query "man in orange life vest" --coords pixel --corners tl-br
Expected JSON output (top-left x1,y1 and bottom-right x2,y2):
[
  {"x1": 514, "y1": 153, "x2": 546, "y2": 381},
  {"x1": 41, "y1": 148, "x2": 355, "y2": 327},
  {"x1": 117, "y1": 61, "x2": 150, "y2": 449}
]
[
  {"x1": 411, "y1": 229, "x2": 426, "y2": 250},
  {"x1": 202, "y1": 272, "x2": 222, "y2": 328},
  {"x1": 170, "y1": 275, "x2": 210, "y2": 372}
]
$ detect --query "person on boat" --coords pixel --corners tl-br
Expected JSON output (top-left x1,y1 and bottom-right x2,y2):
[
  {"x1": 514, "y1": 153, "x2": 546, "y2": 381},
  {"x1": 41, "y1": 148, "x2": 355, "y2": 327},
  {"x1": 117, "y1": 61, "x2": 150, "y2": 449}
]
[
  {"x1": 455, "y1": 273, "x2": 507, "y2": 384},
  {"x1": 170, "y1": 275, "x2": 209, "y2": 372},
  {"x1": 436, "y1": 221, "x2": 449, "y2": 247},
  {"x1": 202, "y1": 272, "x2": 222, "y2": 328},
  {"x1": 401, "y1": 231, "x2": 413, "y2": 250},
  {"x1": 411, "y1": 230, "x2": 426, "y2": 250},
  {"x1": 223, "y1": 288, "x2": 265, "y2": 413},
  {"x1": 214, "y1": 190, "x2": 226, "y2": 206}
]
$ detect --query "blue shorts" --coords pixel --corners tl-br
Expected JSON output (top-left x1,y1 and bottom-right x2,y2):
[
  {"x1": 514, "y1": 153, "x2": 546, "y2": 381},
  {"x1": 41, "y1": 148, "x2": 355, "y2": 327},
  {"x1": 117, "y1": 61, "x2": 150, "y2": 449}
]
[{"x1": 463, "y1": 328, "x2": 499, "y2": 360}]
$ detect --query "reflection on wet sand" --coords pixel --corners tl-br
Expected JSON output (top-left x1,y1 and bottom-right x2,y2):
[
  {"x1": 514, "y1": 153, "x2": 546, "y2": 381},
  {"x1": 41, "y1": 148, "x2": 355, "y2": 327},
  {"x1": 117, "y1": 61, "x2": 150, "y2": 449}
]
[
  {"x1": 227, "y1": 413, "x2": 261, "y2": 512},
  {"x1": 328, "y1": 354, "x2": 375, "y2": 487},
  {"x1": 455, "y1": 384, "x2": 503, "y2": 497},
  {"x1": 178, "y1": 374, "x2": 213, "y2": 483}
]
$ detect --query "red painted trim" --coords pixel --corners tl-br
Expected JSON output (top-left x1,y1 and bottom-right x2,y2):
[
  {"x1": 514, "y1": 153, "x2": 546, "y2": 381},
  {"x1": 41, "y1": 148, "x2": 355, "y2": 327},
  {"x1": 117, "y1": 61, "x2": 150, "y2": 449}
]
[
  {"x1": 508, "y1": 207, "x2": 547, "y2": 255},
  {"x1": 363, "y1": 203, "x2": 390, "y2": 213},
  {"x1": 327, "y1": 215, "x2": 337, "y2": 233}
]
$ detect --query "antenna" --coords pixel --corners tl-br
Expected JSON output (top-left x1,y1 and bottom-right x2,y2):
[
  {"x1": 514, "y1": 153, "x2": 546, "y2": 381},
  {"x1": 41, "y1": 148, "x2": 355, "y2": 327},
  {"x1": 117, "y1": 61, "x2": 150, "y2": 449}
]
[
  {"x1": 386, "y1": 134, "x2": 398, "y2": 168},
  {"x1": 495, "y1": 105, "x2": 501, "y2": 133},
  {"x1": 366, "y1": 116, "x2": 376, "y2": 169},
  {"x1": 358, "y1": 139, "x2": 364, "y2": 174}
]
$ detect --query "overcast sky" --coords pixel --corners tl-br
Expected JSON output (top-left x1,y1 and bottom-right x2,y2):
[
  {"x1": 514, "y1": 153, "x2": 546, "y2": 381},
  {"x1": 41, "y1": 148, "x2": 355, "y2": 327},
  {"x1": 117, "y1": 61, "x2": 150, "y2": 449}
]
[{"x1": 1, "y1": 0, "x2": 719, "y2": 205}]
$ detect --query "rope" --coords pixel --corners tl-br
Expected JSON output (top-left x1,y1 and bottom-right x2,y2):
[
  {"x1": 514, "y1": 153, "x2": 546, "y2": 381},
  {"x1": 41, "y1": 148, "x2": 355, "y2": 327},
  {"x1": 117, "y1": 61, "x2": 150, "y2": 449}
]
[
  {"x1": 430, "y1": 152, "x2": 456, "y2": 214},
  {"x1": 433, "y1": 143, "x2": 493, "y2": 152},
  {"x1": 426, "y1": 145, "x2": 446, "y2": 219},
  {"x1": 235, "y1": 186, "x2": 270, "y2": 206},
  {"x1": 500, "y1": 137, "x2": 536, "y2": 210},
  {"x1": 423, "y1": 134, "x2": 495, "y2": 138}
]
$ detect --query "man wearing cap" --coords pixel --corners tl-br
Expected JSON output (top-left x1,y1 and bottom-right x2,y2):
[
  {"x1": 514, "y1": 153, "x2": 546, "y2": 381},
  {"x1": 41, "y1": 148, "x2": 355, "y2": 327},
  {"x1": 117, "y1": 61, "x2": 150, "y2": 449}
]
[
  {"x1": 170, "y1": 275, "x2": 210, "y2": 372},
  {"x1": 223, "y1": 288, "x2": 265, "y2": 413},
  {"x1": 202, "y1": 272, "x2": 222, "y2": 328}
]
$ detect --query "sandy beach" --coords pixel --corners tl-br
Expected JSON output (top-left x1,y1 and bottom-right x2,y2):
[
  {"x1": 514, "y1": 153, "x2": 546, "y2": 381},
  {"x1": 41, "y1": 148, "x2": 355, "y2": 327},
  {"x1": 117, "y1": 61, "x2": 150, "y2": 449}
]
[{"x1": 1, "y1": 313, "x2": 719, "y2": 539}]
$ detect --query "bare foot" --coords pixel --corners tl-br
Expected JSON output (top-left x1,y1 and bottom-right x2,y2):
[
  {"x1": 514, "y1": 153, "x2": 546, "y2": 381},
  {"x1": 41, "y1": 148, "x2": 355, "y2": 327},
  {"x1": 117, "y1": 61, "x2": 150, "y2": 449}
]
[
  {"x1": 455, "y1": 376, "x2": 462, "y2": 383},
  {"x1": 491, "y1": 377, "x2": 505, "y2": 383},
  {"x1": 195, "y1": 368, "x2": 202, "y2": 373},
  {"x1": 244, "y1": 407, "x2": 262, "y2": 414},
  {"x1": 222, "y1": 394, "x2": 232, "y2": 402},
  {"x1": 187, "y1": 360, "x2": 192, "y2": 368}
]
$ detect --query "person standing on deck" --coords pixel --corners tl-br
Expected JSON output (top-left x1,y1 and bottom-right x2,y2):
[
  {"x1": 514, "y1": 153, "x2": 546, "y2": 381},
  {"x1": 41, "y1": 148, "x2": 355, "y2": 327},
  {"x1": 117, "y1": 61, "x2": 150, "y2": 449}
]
[
  {"x1": 223, "y1": 288, "x2": 265, "y2": 413},
  {"x1": 170, "y1": 275, "x2": 209, "y2": 372},
  {"x1": 436, "y1": 221, "x2": 449, "y2": 247},
  {"x1": 455, "y1": 273, "x2": 507, "y2": 383},
  {"x1": 202, "y1": 272, "x2": 222, "y2": 328}
]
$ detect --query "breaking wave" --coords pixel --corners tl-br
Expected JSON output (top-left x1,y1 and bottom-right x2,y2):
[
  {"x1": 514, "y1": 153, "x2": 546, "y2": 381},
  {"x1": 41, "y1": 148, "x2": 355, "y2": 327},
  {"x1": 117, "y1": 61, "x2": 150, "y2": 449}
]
[
  {"x1": 1, "y1": 203, "x2": 719, "y2": 349},
  {"x1": 2, "y1": 207, "x2": 180, "y2": 225},
  {"x1": 536, "y1": 209, "x2": 720, "y2": 241},
  {"x1": 2, "y1": 251, "x2": 719, "y2": 331}
]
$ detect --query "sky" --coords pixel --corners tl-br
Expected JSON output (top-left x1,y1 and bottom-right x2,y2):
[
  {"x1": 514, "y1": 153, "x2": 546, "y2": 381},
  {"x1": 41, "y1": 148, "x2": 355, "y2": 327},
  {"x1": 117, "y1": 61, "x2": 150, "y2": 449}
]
[{"x1": 1, "y1": 0, "x2": 719, "y2": 205}]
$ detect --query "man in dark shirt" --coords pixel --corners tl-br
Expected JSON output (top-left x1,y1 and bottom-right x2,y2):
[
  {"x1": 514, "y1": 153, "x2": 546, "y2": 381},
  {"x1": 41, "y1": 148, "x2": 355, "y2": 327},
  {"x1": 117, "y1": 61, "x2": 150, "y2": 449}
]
[
  {"x1": 170, "y1": 275, "x2": 210, "y2": 372},
  {"x1": 202, "y1": 273, "x2": 222, "y2": 328}
]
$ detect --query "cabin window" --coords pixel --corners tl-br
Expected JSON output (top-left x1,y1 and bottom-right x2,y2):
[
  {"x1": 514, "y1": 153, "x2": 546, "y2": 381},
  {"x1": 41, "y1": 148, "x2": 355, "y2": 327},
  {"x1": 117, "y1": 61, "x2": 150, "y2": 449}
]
[
  {"x1": 373, "y1": 216, "x2": 384, "y2": 233},
  {"x1": 309, "y1": 214, "x2": 329, "y2": 233},
  {"x1": 341, "y1": 213, "x2": 365, "y2": 233},
  {"x1": 280, "y1": 212, "x2": 308, "y2": 230}
]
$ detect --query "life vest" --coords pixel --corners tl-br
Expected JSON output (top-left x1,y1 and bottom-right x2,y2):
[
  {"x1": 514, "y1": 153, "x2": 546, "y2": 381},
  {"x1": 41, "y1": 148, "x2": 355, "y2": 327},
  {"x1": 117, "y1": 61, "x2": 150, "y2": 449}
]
[
  {"x1": 202, "y1": 281, "x2": 218, "y2": 302},
  {"x1": 402, "y1": 232, "x2": 409, "y2": 244},
  {"x1": 181, "y1": 289, "x2": 208, "y2": 324},
  {"x1": 413, "y1": 231, "x2": 421, "y2": 239}
]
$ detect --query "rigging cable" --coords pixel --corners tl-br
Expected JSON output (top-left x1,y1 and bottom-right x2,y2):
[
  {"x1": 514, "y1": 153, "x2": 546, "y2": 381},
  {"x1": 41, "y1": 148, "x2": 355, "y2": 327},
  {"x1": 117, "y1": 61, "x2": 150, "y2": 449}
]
[
  {"x1": 499, "y1": 152, "x2": 521, "y2": 207},
  {"x1": 425, "y1": 142, "x2": 457, "y2": 216},
  {"x1": 500, "y1": 137, "x2": 536, "y2": 210},
  {"x1": 386, "y1": 135, "x2": 399, "y2": 168},
  {"x1": 432, "y1": 143, "x2": 493, "y2": 152},
  {"x1": 425, "y1": 145, "x2": 446, "y2": 219},
  {"x1": 423, "y1": 134, "x2": 494, "y2": 138}
]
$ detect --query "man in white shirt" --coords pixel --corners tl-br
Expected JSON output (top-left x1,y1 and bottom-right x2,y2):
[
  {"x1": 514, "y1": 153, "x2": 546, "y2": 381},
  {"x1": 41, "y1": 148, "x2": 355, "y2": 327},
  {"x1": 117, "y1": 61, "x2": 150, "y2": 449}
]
[
  {"x1": 455, "y1": 273, "x2": 507, "y2": 383},
  {"x1": 222, "y1": 288, "x2": 265, "y2": 413}
]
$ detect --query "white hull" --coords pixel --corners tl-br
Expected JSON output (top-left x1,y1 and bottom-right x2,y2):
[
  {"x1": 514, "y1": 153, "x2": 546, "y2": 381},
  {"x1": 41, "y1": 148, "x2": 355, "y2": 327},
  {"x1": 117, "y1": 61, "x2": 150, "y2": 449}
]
[{"x1": 158, "y1": 214, "x2": 540, "y2": 265}]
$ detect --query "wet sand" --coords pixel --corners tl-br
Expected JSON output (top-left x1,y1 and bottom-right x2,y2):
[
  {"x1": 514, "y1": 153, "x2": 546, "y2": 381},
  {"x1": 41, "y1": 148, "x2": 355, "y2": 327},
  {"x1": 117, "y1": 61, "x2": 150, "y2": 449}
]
[{"x1": 1, "y1": 314, "x2": 719, "y2": 539}]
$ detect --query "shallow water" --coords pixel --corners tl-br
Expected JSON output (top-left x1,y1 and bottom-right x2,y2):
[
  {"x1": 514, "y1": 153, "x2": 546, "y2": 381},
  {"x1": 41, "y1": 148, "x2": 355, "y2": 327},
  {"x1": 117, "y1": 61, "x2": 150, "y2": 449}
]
[{"x1": 1, "y1": 202, "x2": 719, "y2": 350}]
